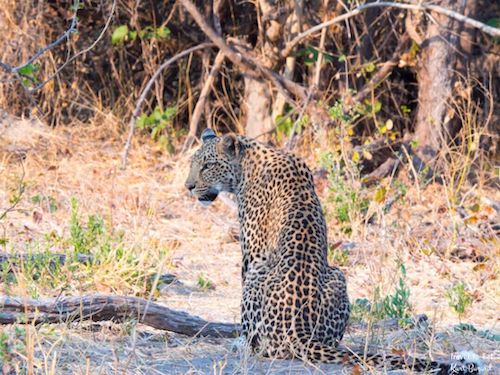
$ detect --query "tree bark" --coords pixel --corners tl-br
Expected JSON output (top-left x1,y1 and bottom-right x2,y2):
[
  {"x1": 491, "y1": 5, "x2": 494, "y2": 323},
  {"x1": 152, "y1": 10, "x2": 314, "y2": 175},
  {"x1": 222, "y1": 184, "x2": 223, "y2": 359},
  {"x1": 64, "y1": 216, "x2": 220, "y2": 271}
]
[
  {"x1": 0, "y1": 294, "x2": 241, "y2": 338},
  {"x1": 243, "y1": 0, "x2": 278, "y2": 140},
  {"x1": 243, "y1": 77, "x2": 273, "y2": 140},
  {"x1": 413, "y1": 0, "x2": 465, "y2": 165}
]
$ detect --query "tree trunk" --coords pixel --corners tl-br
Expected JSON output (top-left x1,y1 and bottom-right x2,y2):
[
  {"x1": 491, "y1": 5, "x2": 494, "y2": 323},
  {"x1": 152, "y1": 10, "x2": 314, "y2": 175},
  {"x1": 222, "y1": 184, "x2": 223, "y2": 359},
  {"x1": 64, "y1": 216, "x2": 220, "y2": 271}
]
[
  {"x1": 413, "y1": 0, "x2": 465, "y2": 166},
  {"x1": 243, "y1": 0, "x2": 279, "y2": 140},
  {"x1": 244, "y1": 77, "x2": 273, "y2": 140}
]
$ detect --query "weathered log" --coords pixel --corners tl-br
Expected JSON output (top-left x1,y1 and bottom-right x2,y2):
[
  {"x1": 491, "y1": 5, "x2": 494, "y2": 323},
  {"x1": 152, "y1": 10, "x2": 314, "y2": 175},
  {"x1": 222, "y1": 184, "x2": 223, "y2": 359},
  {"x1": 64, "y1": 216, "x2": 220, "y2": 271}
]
[{"x1": 0, "y1": 294, "x2": 241, "y2": 338}]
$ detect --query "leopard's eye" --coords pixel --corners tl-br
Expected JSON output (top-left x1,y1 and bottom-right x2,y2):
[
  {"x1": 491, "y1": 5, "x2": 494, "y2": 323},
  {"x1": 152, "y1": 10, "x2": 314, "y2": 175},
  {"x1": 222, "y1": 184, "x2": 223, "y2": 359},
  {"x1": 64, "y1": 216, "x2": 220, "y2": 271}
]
[{"x1": 201, "y1": 162, "x2": 215, "y2": 171}]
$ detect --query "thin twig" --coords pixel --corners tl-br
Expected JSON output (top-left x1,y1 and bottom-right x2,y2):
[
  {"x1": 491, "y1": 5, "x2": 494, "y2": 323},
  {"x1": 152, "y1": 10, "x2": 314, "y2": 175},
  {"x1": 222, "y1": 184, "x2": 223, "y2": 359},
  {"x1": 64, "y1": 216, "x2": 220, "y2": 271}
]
[
  {"x1": 352, "y1": 34, "x2": 410, "y2": 105},
  {"x1": 182, "y1": 50, "x2": 225, "y2": 152},
  {"x1": 282, "y1": 1, "x2": 500, "y2": 57},
  {"x1": 121, "y1": 43, "x2": 214, "y2": 169},
  {"x1": 29, "y1": 0, "x2": 117, "y2": 92},
  {"x1": 313, "y1": 0, "x2": 329, "y2": 88},
  {"x1": 0, "y1": 1, "x2": 79, "y2": 76},
  {"x1": 0, "y1": 165, "x2": 26, "y2": 222},
  {"x1": 285, "y1": 88, "x2": 313, "y2": 151}
]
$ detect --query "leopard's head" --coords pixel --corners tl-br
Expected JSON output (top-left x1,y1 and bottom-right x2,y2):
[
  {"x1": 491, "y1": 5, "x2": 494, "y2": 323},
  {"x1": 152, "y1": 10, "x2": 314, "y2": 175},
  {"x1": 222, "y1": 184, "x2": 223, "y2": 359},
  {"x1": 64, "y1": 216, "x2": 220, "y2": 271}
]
[{"x1": 185, "y1": 129, "x2": 243, "y2": 205}]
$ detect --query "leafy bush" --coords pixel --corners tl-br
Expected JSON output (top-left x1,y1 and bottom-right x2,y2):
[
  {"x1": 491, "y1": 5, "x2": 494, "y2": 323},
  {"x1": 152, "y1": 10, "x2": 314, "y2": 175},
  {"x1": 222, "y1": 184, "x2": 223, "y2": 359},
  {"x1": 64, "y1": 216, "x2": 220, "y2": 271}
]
[{"x1": 446, "y1": 282, "x2": 473, "y2": 319}]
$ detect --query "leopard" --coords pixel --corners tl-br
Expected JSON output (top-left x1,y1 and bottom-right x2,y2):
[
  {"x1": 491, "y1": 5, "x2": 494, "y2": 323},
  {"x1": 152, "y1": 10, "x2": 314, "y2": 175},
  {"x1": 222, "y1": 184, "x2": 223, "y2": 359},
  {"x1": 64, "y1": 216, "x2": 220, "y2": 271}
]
[{"x1": 185, "y1": 128, "x2": 479, "y2": 374}]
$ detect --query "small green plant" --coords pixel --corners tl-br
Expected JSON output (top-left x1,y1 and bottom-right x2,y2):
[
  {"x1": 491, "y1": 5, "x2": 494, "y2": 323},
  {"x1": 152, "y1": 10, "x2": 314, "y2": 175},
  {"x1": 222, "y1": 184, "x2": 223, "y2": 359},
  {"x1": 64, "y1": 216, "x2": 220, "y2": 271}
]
[
  {"x1": 376, "y1": 264, "x2": 412, "y2": 321},
  {"x1": 137, "y1": 106, "x2": 177, "y2": 153},
  {"x1": 0, "y1": 326, "x2": 26, "y2": 368},
  {"x1": 69, "y1": 197, "x2": 105, "y2": 254},
  {"x1": 393, "y1": 180, "x2": 408, "y2": 197},
  {"x1": 446, "y1": 281, "x2": 473, "y2": 318},
  {"x1": 112, "y1": 24, "x2": 170, "y2": 45},
  {"x1": 350, "y1": 298, "x2": 371, "y2": 322},
  {"x1": 320, "y1": 155, "x2": 369, "y2": 235},
  {"x1": 197, "y1": 273, "x2": 214, "y2": 290},
  {"x1": 69, "y1": 197, "x2": 85, "y2": 253},
  {"x1": 275, "y1": 113, "x2": 309, "y2": 142},
  {"x1": 353, "y1": 264, "x2": 412, "y2": 324},
  {"x1": 328, "y1": 100, "x2": 358, "y2": 125},
  {"x1": 18, "y1": 63, "x2": 40, "y2": 86},
  {"x1": 0, "y1": 331, "x2": 9, "y2": 363},
  {"x1": 297, "y1": 45, "x2": 333, "y2": 66},
  {"x1": 1, "y1": 177, "x2": 26, "y2": 222}
]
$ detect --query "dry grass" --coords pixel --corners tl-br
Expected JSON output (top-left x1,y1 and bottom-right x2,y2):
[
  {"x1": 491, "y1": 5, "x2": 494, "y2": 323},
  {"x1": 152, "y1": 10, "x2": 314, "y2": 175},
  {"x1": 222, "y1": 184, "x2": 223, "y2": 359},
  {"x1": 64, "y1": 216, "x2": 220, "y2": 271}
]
[{"x1": 0, "y1": 113, "x2": 498, "y2": 374}]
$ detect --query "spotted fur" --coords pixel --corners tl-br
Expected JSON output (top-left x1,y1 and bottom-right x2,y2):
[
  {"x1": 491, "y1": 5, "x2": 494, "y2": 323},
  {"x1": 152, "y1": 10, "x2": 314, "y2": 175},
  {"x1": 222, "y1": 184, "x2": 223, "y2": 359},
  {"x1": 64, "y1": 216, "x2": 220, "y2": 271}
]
[{"x1": 185, "y1": 130, "x2": 475, "y2": 374}]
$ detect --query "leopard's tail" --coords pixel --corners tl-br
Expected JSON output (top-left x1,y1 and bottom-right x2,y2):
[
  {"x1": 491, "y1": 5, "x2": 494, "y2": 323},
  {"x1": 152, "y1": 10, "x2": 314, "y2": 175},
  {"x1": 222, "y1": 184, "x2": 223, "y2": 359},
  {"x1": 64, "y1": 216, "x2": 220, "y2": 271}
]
[{"x1": 295, "y1": 341, "x2": 479, "y2": 374}]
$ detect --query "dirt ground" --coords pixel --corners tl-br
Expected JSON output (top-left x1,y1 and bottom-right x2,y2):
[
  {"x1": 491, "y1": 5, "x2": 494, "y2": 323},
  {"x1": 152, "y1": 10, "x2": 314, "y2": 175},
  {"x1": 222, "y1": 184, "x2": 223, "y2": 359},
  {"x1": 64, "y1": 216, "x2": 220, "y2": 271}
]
[{"x1": 0, "y1": 115, "x2": 498, "y2": 374}]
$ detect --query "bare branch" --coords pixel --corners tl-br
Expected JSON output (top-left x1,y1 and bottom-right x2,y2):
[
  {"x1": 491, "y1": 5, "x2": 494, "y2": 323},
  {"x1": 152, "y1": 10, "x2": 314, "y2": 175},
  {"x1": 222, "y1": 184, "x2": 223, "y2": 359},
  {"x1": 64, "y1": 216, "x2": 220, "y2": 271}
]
[
  {"x1": 352, "y1": 34, "x2": 410, "y2": 105},
  {"x1": 0, "y1": 1, "x2": 79, "y2": 76},
  {"x1": 282, "y1": 1, "x2": 500, "y2": 57},
  {"x1": 178, "y1": 0, "x2": 307, "y2": 102},
  {"x1": 29, "y1": 0, "x2": 117, "y2": 92},
  {"x1": 182, "y1": 50, "x2": 225, "y2": 152},
  {"x1": 121, "y1": 43, "x2": 215, "y2": 169}
]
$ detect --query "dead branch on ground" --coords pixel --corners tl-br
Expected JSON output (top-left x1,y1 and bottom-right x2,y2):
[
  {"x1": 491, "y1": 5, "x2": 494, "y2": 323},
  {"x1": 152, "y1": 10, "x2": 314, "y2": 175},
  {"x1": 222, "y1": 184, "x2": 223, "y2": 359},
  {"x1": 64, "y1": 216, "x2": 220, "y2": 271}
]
[{"x1": 0, "y1": 294, "x2": 241, "y2": 338}]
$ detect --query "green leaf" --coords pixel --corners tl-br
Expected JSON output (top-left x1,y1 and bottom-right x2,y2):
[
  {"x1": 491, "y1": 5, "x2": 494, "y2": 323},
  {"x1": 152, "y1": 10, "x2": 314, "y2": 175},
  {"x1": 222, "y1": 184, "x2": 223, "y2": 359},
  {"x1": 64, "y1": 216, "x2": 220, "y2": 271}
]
[
  {"x1": 300, "y1": 46, "x2": 319, "y2": 66},
  {"x1": 351, "y1": 151, "x2": 360, "y2": 163},
  {"x1": 469, "y1": 203, "x2": 480, "y2": 213},
  {"x1": 139, "y1": 26, "x2": 170, "y2": 40},
  {"x1": 364, "y1": 62, "x2": 376, "y2": 73},
  {"x1": 338, "y1": 54, "x2": 346, "y2": 63},
  {"x1": 322, "y1": 53, "x2": 334, "y2": 64},
  {"x1": 31, "y1": 194, "x2": 42, "y2": 204},
  {"x1": 374, "y1": 187, "x2": 387, "y2": 203},
  {"x1": 486, "y1": 18, "x2": 500, "y2": 28},
  {"x1": 18, "y1": 63, "x2": 36, "y2": 77},
  {"x1": 486, "y1": 18, "x2": 500, "y2": 43},
  {"x1": 155, "y1": 26, "x2": 171, "y2": 39},
  {"x1": 136, "y1": 114, "x2": 148, "y2": 129},
  {"x1": 139, "y1": 26, "x2": 154, "y2": 39},
  {"x1": 128, "y1": 30, "x2": 137, "y2": 41},
  {"x1": 112, "y1": 25, "x2": 129, "y2": 45}
]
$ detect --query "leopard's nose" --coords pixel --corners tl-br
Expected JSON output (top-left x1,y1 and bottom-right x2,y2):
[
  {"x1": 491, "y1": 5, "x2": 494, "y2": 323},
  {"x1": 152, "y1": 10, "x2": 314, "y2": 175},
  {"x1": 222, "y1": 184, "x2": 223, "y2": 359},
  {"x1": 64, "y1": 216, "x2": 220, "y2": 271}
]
[{"x1": 185, "y1": 181, "x2": 195, "y2": 191}]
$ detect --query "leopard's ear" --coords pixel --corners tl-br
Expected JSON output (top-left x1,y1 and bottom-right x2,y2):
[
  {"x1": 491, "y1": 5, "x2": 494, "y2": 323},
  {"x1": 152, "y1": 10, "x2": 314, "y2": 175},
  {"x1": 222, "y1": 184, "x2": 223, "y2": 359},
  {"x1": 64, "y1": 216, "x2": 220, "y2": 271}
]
[
  {"x1": 217, "y1": 133, "x2": 241, "y2": 161},
  {"x1": 201, "y1": 128, "x2": 217, "y2": 143}
]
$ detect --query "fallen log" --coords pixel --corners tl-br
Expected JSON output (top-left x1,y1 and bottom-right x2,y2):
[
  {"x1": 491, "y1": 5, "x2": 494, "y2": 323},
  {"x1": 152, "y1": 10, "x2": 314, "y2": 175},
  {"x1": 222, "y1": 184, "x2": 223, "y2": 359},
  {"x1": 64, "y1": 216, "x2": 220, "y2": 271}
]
[{"x1": 0, "y1": 294, "x2": 241, "y2": 338}]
